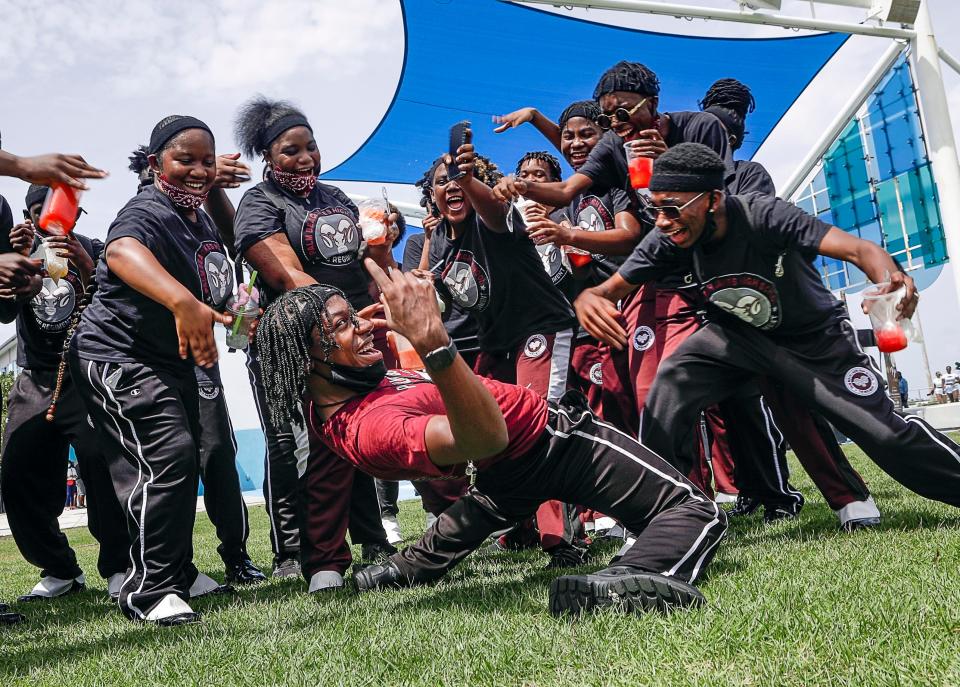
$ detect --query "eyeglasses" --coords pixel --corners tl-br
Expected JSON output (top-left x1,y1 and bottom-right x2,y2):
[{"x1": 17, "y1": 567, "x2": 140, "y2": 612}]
[
  {"x1": 640, "y1": 192, "x2": 707, "y2": 223},
  {"x1": 594, "y1": 98, "x2": 648, "y2": 131}
]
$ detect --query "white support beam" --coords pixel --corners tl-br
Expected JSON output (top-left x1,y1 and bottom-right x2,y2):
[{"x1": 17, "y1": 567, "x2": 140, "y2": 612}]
[
  {"x1": 938, "y1": 46, "x2": 960, "y2": 77},
  {"x1": 511, "y1": 0, "x2": 916, "y2": 38},
  {"x1": 910, "y1": 0, "x2": 960, "y2": 309},
  {"x1": 781, "y1": 41, "x2": 906, "y2": 199}
]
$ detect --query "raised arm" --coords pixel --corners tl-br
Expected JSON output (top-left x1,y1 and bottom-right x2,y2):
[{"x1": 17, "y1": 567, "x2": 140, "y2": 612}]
[
  {"x1": 453, "y1": 130, "x2": 510, "y2": 233},
  {"x1": 0, "y1": 150, "x2": 107, "y2": 189},
  {"x1": 243, "y1": 233, "x2": 317, "y2": 294},
  {"x1": 493, "y1": 107, "x2": 562, "y2": 152},
  {"x1": 492, "y1": 173, "x2": 593, "y2": 208},
  {"x1": 365, "y1": 258, "x2": 509, "y2": 465}
]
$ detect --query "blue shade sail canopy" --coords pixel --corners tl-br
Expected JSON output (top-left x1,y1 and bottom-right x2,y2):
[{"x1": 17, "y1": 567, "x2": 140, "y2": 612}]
[{"x1": 321, "y1": 0, "x2": 848, "y2": 184}]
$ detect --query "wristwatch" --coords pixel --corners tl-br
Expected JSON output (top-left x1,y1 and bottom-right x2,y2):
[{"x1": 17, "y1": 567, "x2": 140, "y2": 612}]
[{"x1": 422, "y1": 337, "x2": 458, "y2": 373}]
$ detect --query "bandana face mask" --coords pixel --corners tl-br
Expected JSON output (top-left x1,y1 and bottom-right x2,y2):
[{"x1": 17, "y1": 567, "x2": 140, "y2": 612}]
[
  {"x1": 156, "y1": 174, "x2": 208, "y2": 210},
  {"x1": 272, "y1": 165, "x2": 318, "y2": 194}
]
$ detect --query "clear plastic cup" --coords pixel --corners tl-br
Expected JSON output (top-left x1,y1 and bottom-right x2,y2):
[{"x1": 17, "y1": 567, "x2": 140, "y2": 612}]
[
  {"x1": 358, "y1": 198, "x2": 389, "y2": 245},
  {"x1": 43, "y1": 239, "x2": 68, "y2": 283},
  {"x1": 224, "y1": 289, "x2": 260, "y2": 350},
  {"x1": 862, "y1": 283, "x2": 914, "y2": 353},
  {"x1": 623, "y1": 141, "x2": 653, "y2": 190}
]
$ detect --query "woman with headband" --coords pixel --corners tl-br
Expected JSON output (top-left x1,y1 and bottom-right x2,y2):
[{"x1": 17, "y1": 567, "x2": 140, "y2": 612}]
[{"x1": 70, "y1": 115, "x2": 237, "y2": 626}]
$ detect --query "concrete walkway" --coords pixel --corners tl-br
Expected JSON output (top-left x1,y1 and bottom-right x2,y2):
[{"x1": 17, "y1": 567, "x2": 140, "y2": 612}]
[{"x1": 0, "y1": 492, "x2": 266, "y2": 538}]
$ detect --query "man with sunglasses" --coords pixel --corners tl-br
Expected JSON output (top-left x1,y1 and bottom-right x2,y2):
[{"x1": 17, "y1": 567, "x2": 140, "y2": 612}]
[{"x1": 578, "y1": 143, "x2": 960, "y2": 512}]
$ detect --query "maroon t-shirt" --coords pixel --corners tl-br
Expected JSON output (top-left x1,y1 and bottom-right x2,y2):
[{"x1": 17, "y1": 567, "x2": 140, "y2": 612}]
[{"x1": 312, "y1": 369, "x2": 549, "y2": 481}]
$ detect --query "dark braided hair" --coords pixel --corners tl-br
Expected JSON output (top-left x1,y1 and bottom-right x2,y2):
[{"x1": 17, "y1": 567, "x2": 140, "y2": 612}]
[
  {"x1": 515, "y1": 151, "x2": 562, "y2": 182},
  {"x1": 416, "y1": 153, "x2": 504, "y2": 213},
  {"x1": 258, "y1": 284, "x2": 351, "y2": 430},
  {"x1": 128, "y1": 144, "x2": 153, "y2": 188},
  {"x1": 593, "y1": 61, "x2": 660, "y2": 100},
  {"x1": 699, "y1": 78, "x2": 756, "y2": 119}
]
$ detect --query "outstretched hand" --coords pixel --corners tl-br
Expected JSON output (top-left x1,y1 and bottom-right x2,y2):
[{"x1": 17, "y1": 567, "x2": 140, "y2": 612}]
[
  {"x1": 14, "y1": 153, "x2": 107, "y2": 190},
  {"x1": 364, "y1": 258, "x2": 448, "y2": 352},
  {"x1": 492, "y1": 108, "x2": 537, "y2": 134},
  {"x1": 214, "y1": 153, "x2": 252, "y2": 188}
]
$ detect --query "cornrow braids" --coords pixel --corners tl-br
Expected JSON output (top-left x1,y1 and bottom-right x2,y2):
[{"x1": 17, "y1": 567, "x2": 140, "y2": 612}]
[
  {"x1": 699, "y1": 78, "x2": 756, "y2": 120},
  {"x1": 515, "y1": 151, "x2": 562, "y2": 182},
  {"x1": 257, "y1": 284, "x2": 351, "y2": 430}
]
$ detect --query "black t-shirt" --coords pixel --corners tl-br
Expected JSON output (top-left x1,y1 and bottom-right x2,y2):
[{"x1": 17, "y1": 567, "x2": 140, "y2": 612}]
[
  {"x1": 729, "y1": 160, "x2": 776, "y2": 196},
  {"x1": 17, "y1": 231, "x2": 102, "y2": 370},
  {"x1": 416, "y1": 231, "x2": 480, "y2": 355},
  {"x1": 0, "y1": 195, "x2": 13, "y2": 253},
  {"x1": 619, "y1": 195, "x2": 846, "y2": 337},
  {"x1": 74, "y1": 186, "x2": 233, "y2": 377},
  {"x1": 233, "y1": 177, "x2": 371, "y2": 309},
  {"x1": 533, "y1": 208, "x2": 577, "y2": 303},
  {"x1": 401, "y1": 233, "x2": 426, "y2": 272},
  {"x1": 566, "y1": 187, "x2": 633, "y2": 285},
  {"x1": 430, "y1": 210, "x2": 576, "y2": 353}
]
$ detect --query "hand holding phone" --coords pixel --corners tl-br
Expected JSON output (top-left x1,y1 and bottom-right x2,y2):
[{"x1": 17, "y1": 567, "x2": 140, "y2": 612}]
[{"x1": 447, "y1": 121, "x2": 471, "y2": 182}]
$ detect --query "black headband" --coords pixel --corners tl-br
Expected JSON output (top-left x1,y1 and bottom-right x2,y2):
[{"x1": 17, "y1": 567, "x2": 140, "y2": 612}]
[
  {"x1": 559, "y1": 101, "x2": 600, "y2": 127},
  {"x1": 148, "y1": 116, "x2": 214, "y2": 155},
  {"x1": 648, "y1": 172, "x2": 724, "y2": 192},
  {"x1": 648, "y1": 143, "x2": 726, "y2": 192},
  {"x1": 25, "y1": 183, "x2": 48, "y2": 210},
  {"x1": 260, "y1": 113, "x2": 312, "y2": 151}
]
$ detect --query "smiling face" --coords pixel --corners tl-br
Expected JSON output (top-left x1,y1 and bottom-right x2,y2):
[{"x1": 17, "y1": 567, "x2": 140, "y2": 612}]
[
  {"x1": 518, "y1": 158, "x2": 558, "y2": 184},
  {"x1": 149, "y1": 128, "x2": 216, "y2": 196},
  {"x1": 560, "y1": 116, "x2": 601, "y2": 170},
  {"x1": 268, "y1": 126, "x2": 321, "y2": 175},
  {"x1": 432, "y1": 163, "x2": 472, "y2": 226},
  {"x1": 649, "y1": 190, "x2": 715, "y2": 249},
  {"x1": 598, "y1": 91, "x2": 657, "y2": 140},
  {"x1": 310, "y1": 295, "x2": 383, "y2": 369}
]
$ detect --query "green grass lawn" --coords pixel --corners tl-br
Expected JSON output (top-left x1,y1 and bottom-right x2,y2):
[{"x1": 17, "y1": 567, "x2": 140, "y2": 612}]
[{"x1": 2, "y1": 445, "x2": 960, "y2": 686}]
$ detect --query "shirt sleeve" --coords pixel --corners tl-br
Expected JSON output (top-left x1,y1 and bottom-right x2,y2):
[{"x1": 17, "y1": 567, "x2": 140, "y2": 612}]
[
  {"x1": 748, "y1": 196, "x2": 832, "y2": 253},
  {"x1": 679, "y1": 112, "x2": 733, "y2": 167},
  {"x1": 618, "y1": 230, "x2": 687, "y2": 285},
  {"x1": 401, "y1": 233, "x2": 425, "y2": 271},
  {"x1": 0, "y1": 196, "x2": 14, "y2": 254},
  {"x1": 608, "y1": 188, "x2": 632, "y2": 215},
  {"x1": 233, "y1": 187, "x2": 285, "y2": 255},
  {"x1": 576, "y1": 132, "x2": 622, "y2": 191},
  {"x1": 733, "y1": 162, "x2": 776, "y2": 196},
  {"x1": 105, "y1": 207, "x2": 165, "y2": 254},
  {"x1": 354, "y1": 405, "x2": 446, "y2": 479},
  {"x1": 90, "y1": 238, "x2": 105, "y2": 263}
]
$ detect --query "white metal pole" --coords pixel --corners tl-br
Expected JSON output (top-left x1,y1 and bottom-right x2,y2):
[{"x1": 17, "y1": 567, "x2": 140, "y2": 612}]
[
  {"x1": 910, "y1": 0, "x2": 960, "y2": 310},
  {"x1": 511, "y1": 0, "x2": 916, "y2": 39},
  {"x1": 938, "y1": 47, "x2": 960, "y2": 77},
  {"x1": 781, "y1": 41, "x2": 905, "y2": 199}
]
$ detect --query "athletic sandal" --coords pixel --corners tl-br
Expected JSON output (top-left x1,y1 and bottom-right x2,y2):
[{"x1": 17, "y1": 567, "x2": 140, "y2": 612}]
[
  {"x1": 549, "y1": 566, "x2": 706, "y2": 617},
  {"x1": 353, "y1": 560, "x2": 410, "y2": 592},
  {"x1": 108, "y1": 572, "x2": 126, "y2": 600},
  {"x1": 308, "y1": 571, "x2": 345, "y2": 593},
  {"x1": 18, "y1": 574, "x2": 86, "y2": 602},
  {"x1": 144, "y1": 594, "x2": 201, "y2": 627},
  {"x1": 188, "y1": 572, "x2": 234, "y2": 598}
]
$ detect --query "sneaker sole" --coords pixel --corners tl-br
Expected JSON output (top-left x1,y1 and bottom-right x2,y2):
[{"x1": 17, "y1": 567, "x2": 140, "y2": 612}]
[{"x1": 549, "y1": 572, "x2": 705, "y2": 617}]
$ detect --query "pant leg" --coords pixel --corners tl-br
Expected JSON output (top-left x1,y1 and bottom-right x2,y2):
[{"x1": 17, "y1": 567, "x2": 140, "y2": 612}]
[
  {"x1": 567, "y1": 337, "x2": 604, "y2": 417},
  {"x1": 197, "y1": 388, "x2": 250, "y2": 566},
  {"x1": 56, "y1": 377, "x2": 130, "y2": 579},
  {"x1": 600, "y1": 289, "x2": 643, "y2": 436},
  {"x1": 413, "y1": 478, "x2": 469, "y2": 517},
  {"x1": 376, "y1": 479, "x2": 400, "y2": 517},
  {"x1": 70, "y1": 356, "x2": 200, "y2": 619},
  {"x1": 759, "y1": 377, "x2": 871, "y2": 510},
  {"x1": 347, "y1": 470, "x2": 390, "y2": 546},
  {"x1": 246, "y1": 343, "x2": 300, "y2": 559},
  {"x1": 298, "y1": 431, "x2": 355, "y2": 578},
  {"x1": 0, "y1": 369, "x2": 81, "y2": 580},
  {"x1": 771, "y1": 320, "x2": 960, "y2": 508},
  {"x1": 703, "y1": 408, "x2": 738, "y2": 495}
]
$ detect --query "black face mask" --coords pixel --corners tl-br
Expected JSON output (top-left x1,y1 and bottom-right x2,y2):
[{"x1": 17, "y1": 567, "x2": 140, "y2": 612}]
[{"x1": 311, "y1": 357, "x2": 387, "y2": 394}]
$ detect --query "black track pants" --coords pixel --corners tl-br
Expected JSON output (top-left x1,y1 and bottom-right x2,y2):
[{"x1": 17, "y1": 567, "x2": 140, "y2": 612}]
[
  {"x1": 197, "y1": 387, "x2": 250, "y2": 566},
  {"x1": 71, "y1": 356, "x2": 201, "y2": 619},
  {"x1": 642, "y1": 320, "x2": 960, "y2": 509},
  {"x1": 392, "y1": 394, "x2": 726, "y2": 584},
  {"x1": 1, "y1": 369, "x2": 128, "y2": 581}
]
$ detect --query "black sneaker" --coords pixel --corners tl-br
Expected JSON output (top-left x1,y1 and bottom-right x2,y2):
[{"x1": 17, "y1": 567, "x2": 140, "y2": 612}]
[
  {"x1": 1, "y1": 610, "x2": 26, "y2": 626},
  {"x1": 272, "y1": 556, "x2": 302, "y2": 579},
  {"x1": 225, "y1": 558, "x2": 267, "y2": 586},
  {"x1": 842, "y1": 516, "x2": 881, "y2": 532},
  {"x1": 358, "y1": 542, "x2": 398, "y2": 568},
  {"x1": 152, "y1": 612, "x2": 202, "y2": 627},
  {"x1": 727, "y1": 495, "x2": 760, "y2": 517},
  {"x1": 353, "y1": 560, "x2": 410, "y2": 592},
  {"x1": 549, "y1": 566, "x2": 706, "y2": 617},
  {"x1": 763, "y1": 504, "x2": 800, "y2": 524},
  {"x1": 545, "y1": 543, "x2": 589, "y2": 570}
]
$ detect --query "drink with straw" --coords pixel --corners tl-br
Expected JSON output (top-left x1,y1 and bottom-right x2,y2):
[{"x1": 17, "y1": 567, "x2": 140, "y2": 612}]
[{"x1": 226, "y1": 271, "x2": 260, "y2": 350}]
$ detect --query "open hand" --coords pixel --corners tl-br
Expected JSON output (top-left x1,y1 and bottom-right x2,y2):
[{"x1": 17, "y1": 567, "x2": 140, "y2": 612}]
[
  {"x1": 214, "y1": 153, "x2": 252, "y2": 188},
  {"x1": 493, "y1": 107, "x2": 537, "y2": 134},
  {"x1": 364, "y1": 258, "x2": 448, "y2": 352},
  {"x1": 15, "y1": 153, "x2": 107, "y2": 190},
  {"x1": 173, "y1": 298, "x2": 230, "y2": 367},
  {"x1": 574, "y1": 288, "x2": 627, "y2": 350}
]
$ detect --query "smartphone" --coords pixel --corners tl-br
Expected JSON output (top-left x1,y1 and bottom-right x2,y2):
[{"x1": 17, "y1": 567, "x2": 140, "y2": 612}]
[{"x1": 447, "y1": 120, "x2": 470, "y2": 182}]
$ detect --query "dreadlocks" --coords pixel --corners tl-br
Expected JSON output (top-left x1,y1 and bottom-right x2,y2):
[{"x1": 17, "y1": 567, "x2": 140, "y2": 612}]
[
  {"x1": 257, "y1": 284, "x2": 351, "y2": 430},
  {"x1": 699, "y1": 78, "x2": 756, "y2": 119},
  {"x1": 416, "y1": 153, "x2": 504, "y2": 212},
  {"x1": 127, "y1": 145, "x2": 150, "y2": 174},
  {"x1": 593, "y1": 61, "x2": 660, "y2": 100},
  {"x1": 515, "y1": 151, "x2": 562, "y2": 182}
]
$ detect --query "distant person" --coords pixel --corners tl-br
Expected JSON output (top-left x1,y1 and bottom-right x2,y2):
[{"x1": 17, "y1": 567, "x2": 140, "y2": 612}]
[
  {"x1": 896, "y1": 371, "x2": 908, "y2": 408},
  {"x1": 65, "y1": 464, "x2": 78, "y2": 509},
  {"x1": 944, "y1": 365, "x2": 958, "y2": 402},
  {"x1": 931, "y1": 371, "x2": 946, "y2": 403}
]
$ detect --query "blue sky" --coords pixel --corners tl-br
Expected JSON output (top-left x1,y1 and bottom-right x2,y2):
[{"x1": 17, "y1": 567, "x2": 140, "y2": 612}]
[{"x1": 1, "y1": 0, "x2": 958, "y2": 425}]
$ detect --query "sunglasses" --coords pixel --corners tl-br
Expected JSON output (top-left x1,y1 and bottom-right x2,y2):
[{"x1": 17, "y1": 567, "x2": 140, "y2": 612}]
[
  {"x1": 640, "y1": 192, "x2": 707, "y2": 223},
  {"x1": 594, "y1": 98, "x2": 648, "y2": 131}
]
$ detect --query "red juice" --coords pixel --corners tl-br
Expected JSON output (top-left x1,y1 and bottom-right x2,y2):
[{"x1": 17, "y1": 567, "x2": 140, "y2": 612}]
[
  {"x1": 875, "y1": 325, "x2": 908, "y2": 353},
  {"x1": 568, "y1": 252, "x2": 592, "y2": 268},
  {"x1": 628, "y1": 156, "x2": 652, "y2": 190},
  {"x1": 39, "y1": 185, "x2": 81, "y2": 235}
]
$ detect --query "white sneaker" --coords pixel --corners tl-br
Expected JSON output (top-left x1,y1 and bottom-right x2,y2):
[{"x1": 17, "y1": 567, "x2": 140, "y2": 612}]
[
  {"x1": 593, "y1": 516, "x2": 616, "y2": 531},
  {"x1": 188, "y1": 572, "x2": 222, "y2": 598},
  {"x1": 19, "y1": 574, "x2": 85, "y2": 601},
  {"x1": 714, "y1": 492, "x2": 738, "y2": 504},
  {"x1": 108, "y1": 573, "x2": 126, "y2": 600},
  {"x1": 425, "y1": 512, "x2": 438, "y2": 530},
  {"x1": 144, "y1": 594, "x2": 196, "y2": 622},
  {"x1": 308, "y1": 570, "x2": 345, "y2": 593},
  {"x1": 381, "y1": 514, "x2": 403, "y2": 545}
]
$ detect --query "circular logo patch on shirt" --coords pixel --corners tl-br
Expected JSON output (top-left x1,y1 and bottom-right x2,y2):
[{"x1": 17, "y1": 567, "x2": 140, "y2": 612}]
[
  {"x1": 198, "y1": 384, "x2": 220, "y2": 400},
  {"x1": 589, "y1": 362, "x2": 603, "y2": 385},
  {"x1": 442, "y1": 250, "x2": 490, "y2": 311},
  {"x1": 844, "y1": 366, "x2": 879, "y2": 397},
  {"x1": 633, "y1": 325, "x2": 655, "y2": 351},
  {"x1": 31, "y1": 276, "x2": 77, "y2": 331},
  {"x1": 196, "y1": 241, "x2": 232, "y2": 309},
  {"x1": 536, "y1": 244, "x2": 569, "y2": 286},
  {"x1": 303, "y1": 207, "x2": 360, "y2": 266},
  {"x1": 523, "y1": 334, "x2": 549, "y2": 359}
]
